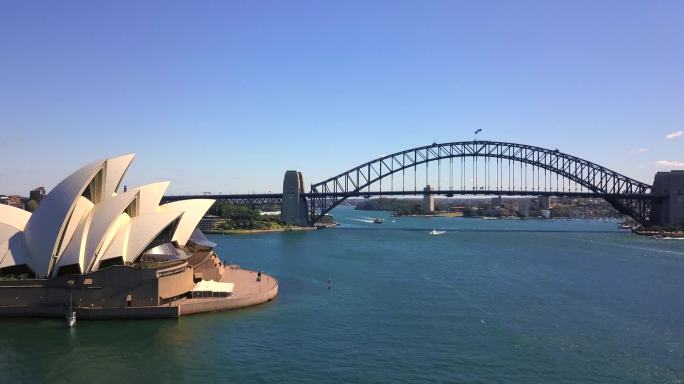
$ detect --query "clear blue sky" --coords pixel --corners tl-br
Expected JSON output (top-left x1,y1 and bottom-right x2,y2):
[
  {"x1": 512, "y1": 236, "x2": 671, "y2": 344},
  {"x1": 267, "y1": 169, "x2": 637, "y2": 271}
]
[{"x1": 1, "y1": 0, "x2": 682, "y2": 195}]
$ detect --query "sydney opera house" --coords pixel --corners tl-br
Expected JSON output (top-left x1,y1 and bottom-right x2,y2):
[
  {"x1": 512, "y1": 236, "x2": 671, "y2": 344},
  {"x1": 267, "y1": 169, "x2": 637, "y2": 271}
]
[{"x1": 0, "y1": 155, "x2": 277, "y2": 319}]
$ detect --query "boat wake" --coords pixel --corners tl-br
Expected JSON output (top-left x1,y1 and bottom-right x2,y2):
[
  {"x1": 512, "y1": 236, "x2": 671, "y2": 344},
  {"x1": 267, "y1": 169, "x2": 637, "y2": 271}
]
[{"x1": 350, "y1": 218, "x2": 375, "y2": 224}]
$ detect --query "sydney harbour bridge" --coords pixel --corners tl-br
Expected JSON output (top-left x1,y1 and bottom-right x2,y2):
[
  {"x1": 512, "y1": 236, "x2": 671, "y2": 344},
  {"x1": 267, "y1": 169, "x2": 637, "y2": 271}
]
[{"x1": 163, "y1": 141, "x2": 683, "y2": 227}]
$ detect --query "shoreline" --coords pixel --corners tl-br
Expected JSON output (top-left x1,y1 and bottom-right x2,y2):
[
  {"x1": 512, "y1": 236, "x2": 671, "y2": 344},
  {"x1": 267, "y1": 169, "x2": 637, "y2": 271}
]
[
  {"x1": 206, "y1": 223, "x2": 338, "y2": 235},
  {"x1": 632, "y1": 228, "x2": 684, "y2": 239}
]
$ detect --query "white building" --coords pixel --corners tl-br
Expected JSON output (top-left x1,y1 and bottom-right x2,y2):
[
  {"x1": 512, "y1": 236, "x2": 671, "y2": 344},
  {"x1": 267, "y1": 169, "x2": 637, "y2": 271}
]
[{"x1": 0, "y1": 154, "x2": 214, "y2": 278}]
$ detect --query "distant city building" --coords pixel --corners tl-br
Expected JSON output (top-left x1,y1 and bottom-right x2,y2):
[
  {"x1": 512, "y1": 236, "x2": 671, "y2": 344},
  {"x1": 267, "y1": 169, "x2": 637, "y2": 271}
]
[
  {"x1": 4, "y1": 195, "x2": 25, "y2": 210},
  {"x1": 541, "y1": 209, "x2": 551, "y2": 219},
  {"x1": 29, "y1": 187, "x2": 46, "y2": 203},
  {"x1": 538, "y1": 196, "x2": 551, "y2": 210},
  {"x1": 515, "y1": 199, "x2": 530, "y2": 217},
  {"x1": 199, "y1": 214, "x2": 225, "y2": 231},
  {"x1": 491, "y1": 196, "x2": 502, "y2": 208}
]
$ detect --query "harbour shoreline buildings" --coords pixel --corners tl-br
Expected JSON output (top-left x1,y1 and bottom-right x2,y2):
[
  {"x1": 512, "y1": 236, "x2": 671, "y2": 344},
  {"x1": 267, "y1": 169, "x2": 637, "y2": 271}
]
[{"x1": 0, "y1": 155, "x2": 277, "y2": 319}]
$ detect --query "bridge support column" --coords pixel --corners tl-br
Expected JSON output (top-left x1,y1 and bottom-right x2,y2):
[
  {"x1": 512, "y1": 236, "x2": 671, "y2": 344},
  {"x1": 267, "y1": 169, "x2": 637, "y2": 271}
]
[
  {"x1": 650, "y1": 170, "x2": 684, "y2": 226},
  {"x1": 423, "y1": 185, "x2": 435, "y2": 212},
  {"x1": 281, "y1": 170, "x2": 311, "y2": 227}
]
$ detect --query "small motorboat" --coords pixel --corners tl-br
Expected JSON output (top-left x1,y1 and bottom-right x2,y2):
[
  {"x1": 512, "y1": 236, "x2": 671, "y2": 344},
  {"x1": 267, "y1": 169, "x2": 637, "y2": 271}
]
[
  {"x1": 618, "y1": 222, "x2": 633, "y2": 230},
  {"x1": 66, "y1": 312, "x2": 77, "y2": 328},
  {"x1": 373, "y1": 218, "x2": 384, "y2": 224},
  {"x1": 66, "y1": 279, "x2": 76, "y2": 327},
  {"x1": 429, "y1": 229, "x2": 445, "y2": 235}
]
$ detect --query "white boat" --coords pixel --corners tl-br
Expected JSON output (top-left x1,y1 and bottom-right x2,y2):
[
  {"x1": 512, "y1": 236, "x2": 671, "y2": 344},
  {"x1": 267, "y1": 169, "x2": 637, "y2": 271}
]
[
  {"x1": 66, "y1": 312, "x2": 76, "y2": 327},
  {"x1": 429, "y1": 229, "x2": 445, "y2": 235},
  {"x1": 66, "y1": 280, "x2": 76, "y2": 327}
]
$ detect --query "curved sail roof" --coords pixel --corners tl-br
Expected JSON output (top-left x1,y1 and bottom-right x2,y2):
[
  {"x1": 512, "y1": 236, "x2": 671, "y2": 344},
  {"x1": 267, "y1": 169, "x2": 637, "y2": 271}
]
[
  {"x1": 53, "y1": 210, "x2": 92, "y2": 275},
  {"x1": 2, "y1": 154, "x2": 216, "y2": 277},
  {"x1": 104, "y1": 154, "x2": 135, "y2": 197},
  {"x1": 80, "y1": 189, "x2": 139, "y2": 273},
  {"x1": 158, "y1": 199, "x2": 215, "y2": 246},
  {"x1": 97, "y1": 211, "x2": 184, "y2": 266},
  {"x1": 138, "y1": 181, "x2": 170, "y2": 215},
  {"x1": 55, "y1": 196, "x2": 94, "y2": 259},
  {"x1": 0, "y1": 206, "x2": 31, "y2": 268},
  {"x1": 0, "y1": 232, "x2": 29, "y2": 270},
  {"x1": 22, "y1": 158, "x2": 105, "y2": 277},
  {"x1": 124, "y1": 211, "x2": 184, "y2": 263},
  {"x1": 0, "y1": 205, "x2": 32, "y2": 232}
]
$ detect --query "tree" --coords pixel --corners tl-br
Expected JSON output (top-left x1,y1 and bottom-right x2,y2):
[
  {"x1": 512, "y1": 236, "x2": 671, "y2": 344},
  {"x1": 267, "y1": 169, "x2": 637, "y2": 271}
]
[{"x1": 26, "y1": 199, "x2": 38, "y2": 212}]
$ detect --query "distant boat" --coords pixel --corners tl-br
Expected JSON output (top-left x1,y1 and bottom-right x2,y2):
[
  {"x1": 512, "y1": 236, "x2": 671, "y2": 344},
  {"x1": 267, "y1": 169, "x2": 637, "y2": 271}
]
[
  {"x1": 66, "y1": 312, "x2": 76, "y2": 328},
  {"x1": 66, "y1": 280, "x2": 76, "y2": 327},
  {"x1": 429, "y1": 229, "x2": 445, "y2": 235},
  {"x1": 373, "y1": 218, "x2": 384, "y2": 224},
  {"x1": 618, "y1": 222, "x2": 633, "y2": 230}
]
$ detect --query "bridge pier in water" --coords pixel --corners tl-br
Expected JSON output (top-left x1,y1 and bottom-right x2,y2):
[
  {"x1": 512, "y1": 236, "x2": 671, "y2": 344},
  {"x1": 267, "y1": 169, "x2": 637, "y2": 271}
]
[{"x1": 281, "y1": 170, "x2": 311, "y2": 227}]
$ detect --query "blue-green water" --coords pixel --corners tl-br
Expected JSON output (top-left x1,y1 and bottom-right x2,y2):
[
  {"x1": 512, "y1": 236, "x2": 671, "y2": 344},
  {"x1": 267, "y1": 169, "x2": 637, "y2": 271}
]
[{"x1": 1, "y1": 206, "x2": 683, "y2": 383}]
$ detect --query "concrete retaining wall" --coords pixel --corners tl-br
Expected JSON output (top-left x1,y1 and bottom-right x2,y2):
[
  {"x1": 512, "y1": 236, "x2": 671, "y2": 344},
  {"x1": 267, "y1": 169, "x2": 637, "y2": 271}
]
[
  {"x1": 179, "y1": 283, "x2": 278, "y2": 316},
  {"x1": 0, "y1": 304, "x2": 179, "y2": 319}
]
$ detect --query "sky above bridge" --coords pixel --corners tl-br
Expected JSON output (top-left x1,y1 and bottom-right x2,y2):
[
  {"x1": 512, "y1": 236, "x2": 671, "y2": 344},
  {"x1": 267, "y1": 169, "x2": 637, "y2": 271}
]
[{"x1": 1, "y1": 1, "x2": 682, "y2": 195}]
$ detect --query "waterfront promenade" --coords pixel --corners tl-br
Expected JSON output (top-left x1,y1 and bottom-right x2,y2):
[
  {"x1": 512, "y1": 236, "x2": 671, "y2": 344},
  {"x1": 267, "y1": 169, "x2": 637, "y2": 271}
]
[{"x1": 179, "y1": 266, "x2": 278, "y2": 316}]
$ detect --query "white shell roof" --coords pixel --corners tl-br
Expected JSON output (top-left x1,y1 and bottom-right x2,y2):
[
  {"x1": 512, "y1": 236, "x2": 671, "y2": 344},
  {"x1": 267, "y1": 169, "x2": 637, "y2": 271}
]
[
  {"x1": 0, "y1": 204, "x2": 32, "y2": 231},
  {"x1": 22, "y1": 158, "x2": 105, "y2": 277},
  {"x1": 55, "y1": 196, "x2": 94, "y2": 259},
  {"x1": 104, "y1": 154, "x2": 135, "y2": 197},
  {"x1": 53, "y1": 209, "x2": 92, "y2": 275},
  {"x1": 81, "y1": 189, "x2": 139, "y2": 273},
  {"x1": 158, "y1": 199, "x2": 215, "y2": 246},
  {"x1": 138, "y1": 181, "x2": 170, "y2": 215},
  {"x1": 121, "y1": 211, "x2": 184, "y2": 264},
  {"x1": 1, "y1": 154, "x2": 215, "y2": 277},
  {"x1": 0, "y1": 232, "x2": 29, "y2": 269}
]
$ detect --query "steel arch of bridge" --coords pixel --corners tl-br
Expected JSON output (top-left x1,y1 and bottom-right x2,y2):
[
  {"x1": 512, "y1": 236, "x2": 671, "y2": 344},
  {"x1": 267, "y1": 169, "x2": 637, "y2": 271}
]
[{"x1": 309, "y1": 141, "x2": 654, "y2": 224}]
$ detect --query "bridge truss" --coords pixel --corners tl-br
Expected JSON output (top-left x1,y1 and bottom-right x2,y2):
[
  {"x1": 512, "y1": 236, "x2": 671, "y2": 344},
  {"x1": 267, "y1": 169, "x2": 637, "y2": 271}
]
[
  {"x1": 309, "y1": 141, "x2": 654, "y2": 224},
  {"x1": 162, "y1": 193, "x2": 283, "y2": 212}
]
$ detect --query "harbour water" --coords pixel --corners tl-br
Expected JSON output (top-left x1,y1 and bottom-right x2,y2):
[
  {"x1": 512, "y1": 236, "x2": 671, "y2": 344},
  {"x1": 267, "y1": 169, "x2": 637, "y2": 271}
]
[{"x1": 1, "y1": 206, "x2": 683, "y2": 383}]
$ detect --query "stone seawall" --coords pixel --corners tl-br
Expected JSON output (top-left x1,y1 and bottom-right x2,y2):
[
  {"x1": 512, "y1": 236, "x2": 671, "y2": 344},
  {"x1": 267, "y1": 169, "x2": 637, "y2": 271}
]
[{"x1": 178, "y1": 276, "x2": 278, "y2": 316}]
